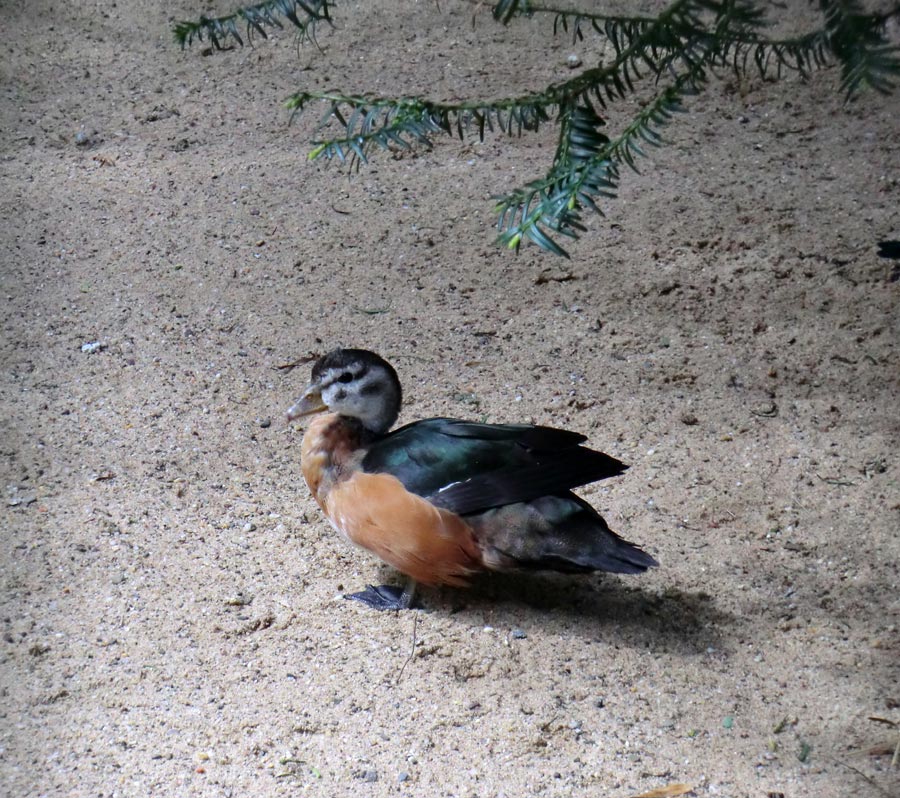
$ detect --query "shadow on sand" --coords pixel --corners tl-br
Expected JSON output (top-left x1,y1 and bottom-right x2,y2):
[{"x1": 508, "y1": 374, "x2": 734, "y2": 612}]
[{"x1": 361, "y1": 567, "x2": 734, "y2": 657}]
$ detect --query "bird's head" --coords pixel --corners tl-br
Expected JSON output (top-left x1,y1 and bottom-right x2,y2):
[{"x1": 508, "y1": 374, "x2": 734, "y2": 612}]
[{"x1": 287, "y1": 348, "x2": 402, "y2": 435}]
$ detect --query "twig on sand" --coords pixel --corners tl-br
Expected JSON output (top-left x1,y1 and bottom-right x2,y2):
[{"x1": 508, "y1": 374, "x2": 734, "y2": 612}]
[
  {"x1": 834, "y1": 760, "x2": 894, "y2": 797},
  {"x1": 396, "y1": 612, "x2": 419, "y2": 684}
]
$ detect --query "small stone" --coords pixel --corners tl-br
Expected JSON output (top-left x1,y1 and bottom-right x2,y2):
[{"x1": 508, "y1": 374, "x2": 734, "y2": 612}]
[
  {"x1": 566, "y1": 54, "x2": 582, "y2": 69},
  {"x1": 242, "y1": 522, "x2": 256, "y2": 533},
  {"x1": 74, "y1": 130, "x2": 91, "y2": 146},
  {"x1": 752, "y1": 401, "x2": 778, "y2": 417},
  {"x1": 258, "y1": 418, "x2": 271, "y2": 429},
  {"x1": 680, "y1": 411, "x2": 699, "y2": 426},
  {"x1": 358, "y1": 769, "x2": 378, "y2": 782},
  {"x1": 6, "y1": 486, "x2": 37, "y2": 507},
  {"x1": 398, "y1": 772, "x2": 409, "y2": 783},
  {"x1": 511, "y1": 628, "x2": 527, "y2": 639},
  {"x1": 81, "y1": 341, "x2": 102, "y2": 354}
]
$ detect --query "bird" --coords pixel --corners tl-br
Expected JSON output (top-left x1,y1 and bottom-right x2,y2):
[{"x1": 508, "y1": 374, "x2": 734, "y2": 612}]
[{"x1": 288, "y1": 348, "x2": 657, "y2": 610}]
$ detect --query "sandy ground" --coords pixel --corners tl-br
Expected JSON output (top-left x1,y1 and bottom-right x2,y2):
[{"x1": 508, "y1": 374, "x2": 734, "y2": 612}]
[{"x1": 1, "y1": 1, "x2": 899, "y2": 796}]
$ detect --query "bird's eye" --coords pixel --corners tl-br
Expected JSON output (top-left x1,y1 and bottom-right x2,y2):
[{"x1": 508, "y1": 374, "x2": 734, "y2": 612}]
[{"x1": 337, "y1": 372, "x2": 354, "y2": 384}]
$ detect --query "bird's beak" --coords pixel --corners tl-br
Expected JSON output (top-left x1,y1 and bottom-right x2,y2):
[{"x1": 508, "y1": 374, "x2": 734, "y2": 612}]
[{"x1": 287, "y1": 386, "x2": 327, "y2": 421}]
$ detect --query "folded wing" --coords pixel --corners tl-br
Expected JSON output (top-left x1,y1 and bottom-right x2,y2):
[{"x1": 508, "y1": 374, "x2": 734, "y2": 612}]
[{"x1": 361, "y1": 418, "x2": 627, "y2": 515}]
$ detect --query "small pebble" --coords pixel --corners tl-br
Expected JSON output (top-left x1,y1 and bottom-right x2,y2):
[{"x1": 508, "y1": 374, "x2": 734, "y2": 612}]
[
  {"x1": 398, "y1": 771, "x2": 409, "y2": 783},
  {"x1": 74, "y1": 130, "x2": 91, "y2": 146},
  {"x1": 752, "y1": 401, "x2": 778, "y2": 417},
  {"x1": 680, "y1": 411, "x2": 699, "y2": 426},
  {"x1": 258, "y1": 418, "x2": 271, "y2": 429},
  {"x1": 6, "y1": 487, "x2": 37, "y2": 507},
  {"x1": 242, "y1": 522, "x2": 256, "y2": 533},
  {"x1": 566, "y1": 54, "x2": 582, "y2": 69},
  {"x1": 81, "y1": 341, "x2": 102, "y2": 354},
  {"x1": 360, "y1": 769, "x2": 378, "y2": 782},
  {"x1": 511, "y1": 628, "x2": 527, "y2": 639}
]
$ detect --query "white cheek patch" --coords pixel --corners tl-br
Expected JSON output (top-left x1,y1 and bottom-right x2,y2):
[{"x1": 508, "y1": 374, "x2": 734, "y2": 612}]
[{"x1": 322, "y1": 384, "x2": 345, "y2": 405}]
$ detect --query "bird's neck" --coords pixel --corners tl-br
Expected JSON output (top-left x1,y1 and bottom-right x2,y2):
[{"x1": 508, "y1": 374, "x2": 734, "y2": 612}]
[{"x1": 300, "y1": 413, "x2": 370, "y2": 504}]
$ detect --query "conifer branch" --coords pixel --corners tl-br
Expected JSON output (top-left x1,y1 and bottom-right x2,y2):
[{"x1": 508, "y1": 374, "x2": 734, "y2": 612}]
[
  {"x1": 505, "y1": 0, "x2": 898, "y2": 88},
  {"x1": 286, "y1": 90, "x2": 555, "y2": 164},
  {"x1": 173, "y1": 0, "x2": 333, "y2": 50},
  {"x1": 494, "y1": 79, "x2": 691, "y2": 256},
  {"x1": 492, "y1": 0, "x2": 738, "y2": 256},
  {"x1": 820, "y1": 0, "x2": 900, "y2": 97},
  {"x1": 177, "y1": 0, "x2": 900, "y2": 256}
]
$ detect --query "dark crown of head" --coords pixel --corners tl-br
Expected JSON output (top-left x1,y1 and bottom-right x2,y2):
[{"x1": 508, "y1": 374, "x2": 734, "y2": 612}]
[{"x1": 313, "y1": 348, "x2": 400, "y2": 388}]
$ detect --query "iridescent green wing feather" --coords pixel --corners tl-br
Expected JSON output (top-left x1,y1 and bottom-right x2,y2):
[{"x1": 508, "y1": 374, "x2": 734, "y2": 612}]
[{"x1": 361, "y1": 418, "x2": 626, "y2": 515}]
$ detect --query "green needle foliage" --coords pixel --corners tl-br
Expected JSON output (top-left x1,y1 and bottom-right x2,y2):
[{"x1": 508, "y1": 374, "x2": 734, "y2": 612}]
[
  {"x1": 175, "y1": 0, "x2": 900, "y2": 257},
  {"x1": 173, "y1": 0, "x2": 333, "y2": 49}
]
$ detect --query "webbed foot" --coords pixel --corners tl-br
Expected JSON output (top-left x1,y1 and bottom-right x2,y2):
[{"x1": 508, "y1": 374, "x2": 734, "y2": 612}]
[{"x1": 344, "y1": 581, "x2": 417, "y2": 611}]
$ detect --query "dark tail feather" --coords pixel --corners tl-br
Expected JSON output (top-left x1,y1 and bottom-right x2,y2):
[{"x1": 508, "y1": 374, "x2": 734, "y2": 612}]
[
  {"x1": 555, "y1": 532, "x2": 658, "y2": 574},
  {"x1": 471, "y1": 493, "x2": 657, "y2": 575}
]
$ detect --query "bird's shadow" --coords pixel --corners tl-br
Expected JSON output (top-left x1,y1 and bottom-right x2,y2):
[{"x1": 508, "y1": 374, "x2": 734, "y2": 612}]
[{"x1": 369, "y1": 568, "x2": 732, "y2": 657}]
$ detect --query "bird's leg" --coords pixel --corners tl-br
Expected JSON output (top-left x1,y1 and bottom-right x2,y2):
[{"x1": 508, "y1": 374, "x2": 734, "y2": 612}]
[{"x1": 345, "y1": 578, "x2": 418, "y2": 611}]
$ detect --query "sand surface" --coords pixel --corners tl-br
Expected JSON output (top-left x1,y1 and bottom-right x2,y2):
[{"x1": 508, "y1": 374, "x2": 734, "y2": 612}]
[{"x1": 1, "y1": 1, "x2": 898, "y2": 796}]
